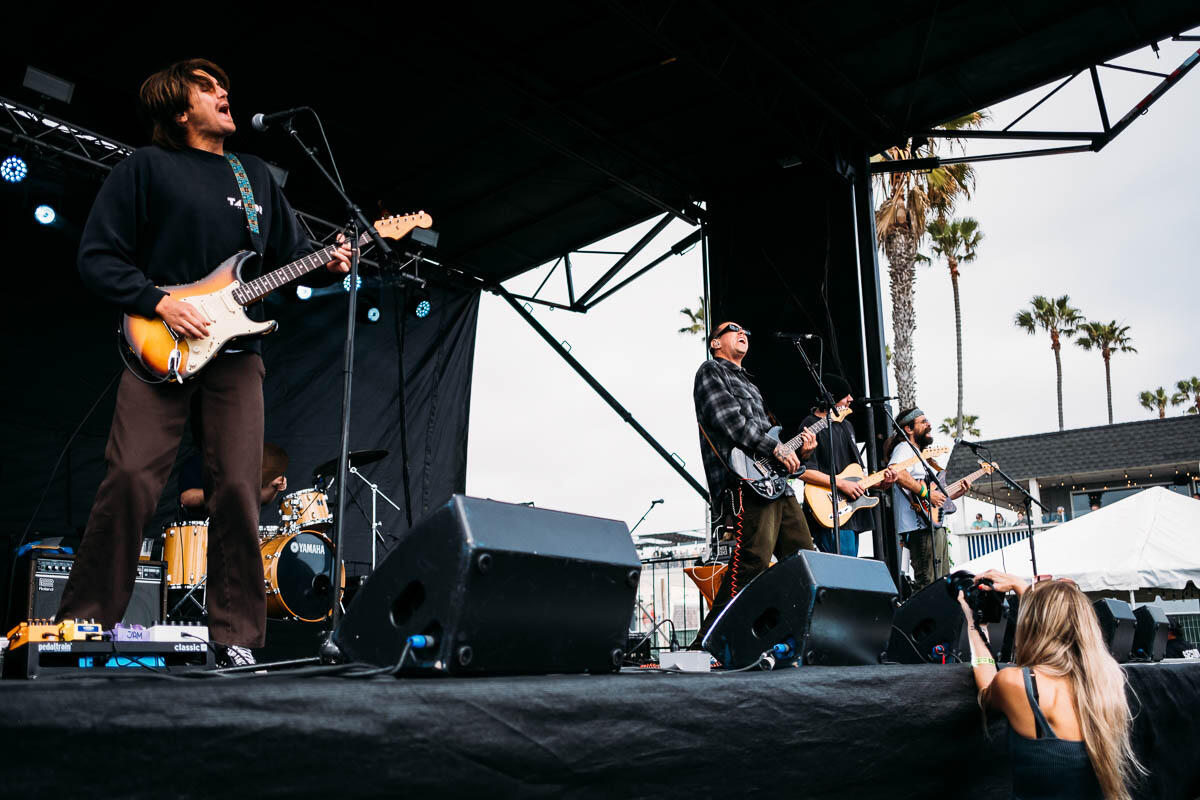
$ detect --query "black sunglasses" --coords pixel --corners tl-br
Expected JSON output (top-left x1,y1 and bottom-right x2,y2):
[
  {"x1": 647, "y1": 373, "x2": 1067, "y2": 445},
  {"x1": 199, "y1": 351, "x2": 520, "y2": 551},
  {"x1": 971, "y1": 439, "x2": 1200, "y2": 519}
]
[{"x1": 712, "y1": 323, "x2": 751, "y2": 339}]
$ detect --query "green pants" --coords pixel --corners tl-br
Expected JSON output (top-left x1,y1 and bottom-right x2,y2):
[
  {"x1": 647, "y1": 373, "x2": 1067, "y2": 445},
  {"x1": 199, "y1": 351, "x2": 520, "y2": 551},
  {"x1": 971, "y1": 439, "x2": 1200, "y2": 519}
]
[
  {"x1": 905, "y1": 526, "x2": 950, "y2": 588},
  {"x1": 697, "y1": 489, "x2": 816, "y2": 642}
]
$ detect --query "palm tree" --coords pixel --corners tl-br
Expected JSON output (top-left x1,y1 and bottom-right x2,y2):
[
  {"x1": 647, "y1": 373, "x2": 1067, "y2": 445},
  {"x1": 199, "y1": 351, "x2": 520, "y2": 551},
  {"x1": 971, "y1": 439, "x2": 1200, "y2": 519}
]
[
  {"x1": 927, "y1": 217, "x2": 983, "y2": 438},
  {"x1": 939, "y1": 415, "x2": 981, "y2": 438},
  {"x1": 1074, "y1": 321, "x2": 1136, "y2": 424},
  {"x1": 1014, "y1": 295, "x2": 1084, "y2": 431},
  {"x1": 678, "y1": 297, "x2": 705, "y2": 337},
  {"x1": 1171, "y1": 377, "x2": 1200, "y2": 414},
  {"x1": 874, "y1": 112, "x2": 986, "y2": 408},
  {"x1": 1139, "y1": 388, "x2": 1171, "y2": 418}
]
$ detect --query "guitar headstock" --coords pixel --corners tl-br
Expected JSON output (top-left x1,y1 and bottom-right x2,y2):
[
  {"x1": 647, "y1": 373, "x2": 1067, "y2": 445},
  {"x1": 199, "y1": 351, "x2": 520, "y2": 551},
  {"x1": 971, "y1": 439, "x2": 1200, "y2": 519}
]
[
  {"x1": 374, "y1": 211, "x2": 433, "y2": 241},
  {"x1": 977, "y1": 460, "x2": 999, "y2": 474},
  {"x1": 919, "y1": 445, "x2": 951, "y2": 461},
  {"x1": 829, "y1": 406, "x2": 853, "y2": 423}
]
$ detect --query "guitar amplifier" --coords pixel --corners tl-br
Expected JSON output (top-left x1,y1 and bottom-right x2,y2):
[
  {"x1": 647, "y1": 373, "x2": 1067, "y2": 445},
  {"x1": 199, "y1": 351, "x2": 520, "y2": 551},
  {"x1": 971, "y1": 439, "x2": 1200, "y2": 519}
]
[{"x1": 9, "y1": 555, "x2": 165, "y2": 628}]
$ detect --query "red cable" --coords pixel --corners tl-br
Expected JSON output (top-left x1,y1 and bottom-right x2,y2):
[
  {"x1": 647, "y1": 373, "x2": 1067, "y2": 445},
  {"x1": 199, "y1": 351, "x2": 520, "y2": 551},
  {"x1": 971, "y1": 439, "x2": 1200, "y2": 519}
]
[{"x1": 730, "y1": 486, "x2": 745, "y2": 596}]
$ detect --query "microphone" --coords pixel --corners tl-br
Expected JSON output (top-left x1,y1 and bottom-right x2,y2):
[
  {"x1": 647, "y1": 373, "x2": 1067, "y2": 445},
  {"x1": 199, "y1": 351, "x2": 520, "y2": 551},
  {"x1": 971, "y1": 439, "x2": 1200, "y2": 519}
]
[
  {"x1": 773, "y1": 331, "x2": 818, "y2": 340},
  {"x1": 857, "y1": 395, "x2": 896, "y2": 405},
  {"x1": 958, "y1": 439, "x2": 987, "y2": 452},
  {"x1": 250, "y1": 107, "x2": 309, "y2": 132},
  {"x1": 651, "y1": 499, "x2": 664, "y2": 505}
]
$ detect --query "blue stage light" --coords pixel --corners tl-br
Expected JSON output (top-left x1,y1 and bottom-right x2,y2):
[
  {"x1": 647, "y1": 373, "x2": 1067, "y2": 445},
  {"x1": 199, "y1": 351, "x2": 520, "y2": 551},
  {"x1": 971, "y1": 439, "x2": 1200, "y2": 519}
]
[
  {"x1": 366, "y1": 306, "x2": 381, "y2": 322},
  {"x1": 34, "y1": 205, "x2": 56, "y2": 225},
  {"x1": 1, "y1": 155, "x2": 27, "y2": 183},
  {"x1": 415, "y1": 299, "x2": 431, "y2": 318},
  {"x1": 295, "y1": 285, "x2": 313, "y2": 301}
]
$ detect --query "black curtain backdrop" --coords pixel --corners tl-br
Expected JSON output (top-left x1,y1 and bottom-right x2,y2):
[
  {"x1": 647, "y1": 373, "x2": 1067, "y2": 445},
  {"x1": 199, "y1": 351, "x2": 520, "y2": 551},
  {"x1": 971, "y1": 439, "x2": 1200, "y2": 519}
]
[{"x1": 0, "y1": 193, "x2": 479, "y2": 583}]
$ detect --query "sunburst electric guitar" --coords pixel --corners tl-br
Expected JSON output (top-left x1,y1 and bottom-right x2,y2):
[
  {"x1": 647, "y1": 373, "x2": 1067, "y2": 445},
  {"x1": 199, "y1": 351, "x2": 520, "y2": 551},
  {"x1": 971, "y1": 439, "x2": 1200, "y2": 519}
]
[
  {"x1": 119, "y1": 213, "x2": 432, "y2": 382},
  {"x1": 803, "y1": 445, "x2": 950, "y2": 528},
  {"x1": 728, "y1": 408, "x2": 852, "y2": 501},
  {"x1": 907, "y1": 458, "x2": 998, "y2": 526}
]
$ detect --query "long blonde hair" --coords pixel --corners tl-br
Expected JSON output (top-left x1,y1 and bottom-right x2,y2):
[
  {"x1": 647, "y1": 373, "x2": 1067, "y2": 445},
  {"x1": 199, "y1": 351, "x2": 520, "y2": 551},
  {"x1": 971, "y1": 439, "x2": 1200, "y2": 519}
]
[{"x1": 1007, "y1": 581, "x2": 1144, "y2": 800}]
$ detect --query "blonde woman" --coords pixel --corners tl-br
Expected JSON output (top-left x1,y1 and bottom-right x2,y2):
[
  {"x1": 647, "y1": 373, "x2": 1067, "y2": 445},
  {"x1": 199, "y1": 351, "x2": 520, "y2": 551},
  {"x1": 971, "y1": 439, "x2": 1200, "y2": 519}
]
[{"x1": 958, "y1": 571, "x2": 1143, "y2": 800}]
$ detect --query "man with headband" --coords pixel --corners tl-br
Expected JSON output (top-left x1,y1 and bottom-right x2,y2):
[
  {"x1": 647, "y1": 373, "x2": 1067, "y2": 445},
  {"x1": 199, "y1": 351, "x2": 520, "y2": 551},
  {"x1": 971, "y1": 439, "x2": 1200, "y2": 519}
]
[{"x1": 886, "y1": 407, "x2": 972, "y2": 587}]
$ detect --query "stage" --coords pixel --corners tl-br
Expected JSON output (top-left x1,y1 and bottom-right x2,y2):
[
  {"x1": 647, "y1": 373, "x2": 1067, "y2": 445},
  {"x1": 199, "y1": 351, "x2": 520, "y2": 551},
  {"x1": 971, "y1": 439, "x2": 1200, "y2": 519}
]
[{"x1": 1, "y1": 661, "x2": 1197, "y2": 798}]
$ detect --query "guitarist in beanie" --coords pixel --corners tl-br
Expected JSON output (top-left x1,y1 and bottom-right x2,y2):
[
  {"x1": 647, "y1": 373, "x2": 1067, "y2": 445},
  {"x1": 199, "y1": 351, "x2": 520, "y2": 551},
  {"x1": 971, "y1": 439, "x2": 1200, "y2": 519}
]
[
  {"x1": 797, "y1": 373, "x2": 895, "y2": 556},
  {"x1": 56, "y1": 59, "x2": 351, "y2": 666}
]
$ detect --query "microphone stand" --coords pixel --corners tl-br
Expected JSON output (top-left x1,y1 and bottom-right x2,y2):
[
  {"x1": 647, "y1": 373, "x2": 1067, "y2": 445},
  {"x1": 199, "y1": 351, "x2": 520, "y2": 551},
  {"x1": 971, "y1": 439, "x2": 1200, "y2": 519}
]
[
  {"x1": 962, "y1": 443, "x2": 1049, "y2": 576},
  {"x1": 278, "y1": 115, "x2": 413, "y2": 661},
  {"x1": 786, "y1": 337, "x2": 839, "y2": 552},
  {"x1": 878, "y1": 403, "x2": 942, "y2": 584},
  {"x1": 629, "y1": 500, "x2": 664, "y2": 536}
]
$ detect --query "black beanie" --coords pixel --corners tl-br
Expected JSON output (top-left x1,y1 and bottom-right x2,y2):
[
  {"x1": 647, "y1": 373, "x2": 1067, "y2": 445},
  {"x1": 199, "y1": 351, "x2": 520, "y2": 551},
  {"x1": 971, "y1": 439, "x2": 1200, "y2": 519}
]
[{"x1": 820, "y1": 373, "x2": 852, "y2": 403}]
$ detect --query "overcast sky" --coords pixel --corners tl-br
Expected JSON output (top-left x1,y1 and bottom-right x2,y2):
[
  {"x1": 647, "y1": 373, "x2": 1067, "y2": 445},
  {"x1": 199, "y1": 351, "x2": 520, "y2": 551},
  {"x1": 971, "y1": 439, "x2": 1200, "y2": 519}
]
[{"x1": 466, "y1": 33, "x2": 1200, "y2": 539}]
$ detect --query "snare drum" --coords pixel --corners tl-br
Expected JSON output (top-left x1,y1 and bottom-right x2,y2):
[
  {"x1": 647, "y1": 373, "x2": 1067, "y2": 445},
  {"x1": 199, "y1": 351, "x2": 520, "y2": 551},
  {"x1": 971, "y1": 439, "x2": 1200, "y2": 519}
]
[
  {"x1": 163, "y1": 521, "x2": 209, "y2": 589},
  {"x1": 260, "y1": 529, "x2": 342, "y2": 622},
  {"x1": 278, "y1": 489, "x2": 333, "y2": 533}
]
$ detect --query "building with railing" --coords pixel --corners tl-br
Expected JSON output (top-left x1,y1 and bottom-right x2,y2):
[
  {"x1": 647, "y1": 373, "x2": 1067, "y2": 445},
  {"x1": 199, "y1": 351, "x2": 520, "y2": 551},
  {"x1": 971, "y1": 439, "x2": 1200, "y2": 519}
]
[{"x1": 944, "y1": 415, "x2": 1200, "y2": 563}]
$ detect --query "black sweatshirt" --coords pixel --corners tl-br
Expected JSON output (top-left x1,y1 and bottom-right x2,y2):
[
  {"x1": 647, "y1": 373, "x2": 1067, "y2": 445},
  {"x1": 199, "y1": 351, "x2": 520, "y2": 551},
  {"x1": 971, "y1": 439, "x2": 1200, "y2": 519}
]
[{"x1": 78, "y1": 145, "x2": 316, "y2": 331}]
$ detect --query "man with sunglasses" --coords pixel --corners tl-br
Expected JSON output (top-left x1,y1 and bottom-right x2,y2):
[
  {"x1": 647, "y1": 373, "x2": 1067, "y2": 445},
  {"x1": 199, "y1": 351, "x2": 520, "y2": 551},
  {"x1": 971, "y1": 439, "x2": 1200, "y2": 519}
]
[{"x1": 692, "y1": 321, "x2": 818, "y2": 642}]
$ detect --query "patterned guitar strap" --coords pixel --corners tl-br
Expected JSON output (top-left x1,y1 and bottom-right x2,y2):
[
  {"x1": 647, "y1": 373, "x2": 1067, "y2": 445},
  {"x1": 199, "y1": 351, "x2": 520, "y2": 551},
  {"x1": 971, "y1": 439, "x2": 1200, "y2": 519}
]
[{"x1": 226, "y1": 153, "x2": 265, "y2": 255}]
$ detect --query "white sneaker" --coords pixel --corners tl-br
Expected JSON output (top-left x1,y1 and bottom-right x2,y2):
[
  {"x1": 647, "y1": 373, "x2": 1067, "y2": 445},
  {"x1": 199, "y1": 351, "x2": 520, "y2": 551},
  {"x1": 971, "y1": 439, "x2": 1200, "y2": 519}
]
[{"x1": 218, "y1": 644, "x2": 256, "y2": 668}]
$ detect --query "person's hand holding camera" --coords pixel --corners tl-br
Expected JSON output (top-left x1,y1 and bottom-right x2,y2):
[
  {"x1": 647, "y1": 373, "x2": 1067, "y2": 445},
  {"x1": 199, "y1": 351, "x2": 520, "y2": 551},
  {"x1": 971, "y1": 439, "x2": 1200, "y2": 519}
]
[{"x1": 974, "y1": 569, "x2": 1029, "y2": 596}]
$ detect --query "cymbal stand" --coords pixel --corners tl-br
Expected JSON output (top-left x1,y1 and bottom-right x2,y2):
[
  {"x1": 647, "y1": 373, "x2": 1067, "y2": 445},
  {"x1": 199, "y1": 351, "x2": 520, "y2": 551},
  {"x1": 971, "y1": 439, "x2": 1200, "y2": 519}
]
[{"x1": 348, "y1": 466, "x2": 399, "y2": 572}]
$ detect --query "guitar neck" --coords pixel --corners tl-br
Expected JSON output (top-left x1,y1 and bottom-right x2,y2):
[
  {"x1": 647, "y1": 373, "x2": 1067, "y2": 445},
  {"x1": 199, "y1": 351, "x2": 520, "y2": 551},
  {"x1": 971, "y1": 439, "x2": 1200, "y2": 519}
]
[
  {"x1": 232, "y1": 230, "x2": 372, "y2": 305},
  {"x1": 949, "y1": 465, "x2": 990, "y2": 491},
  {"x1": 777, "y1": 414, "x2": 834, "y2": 455}
]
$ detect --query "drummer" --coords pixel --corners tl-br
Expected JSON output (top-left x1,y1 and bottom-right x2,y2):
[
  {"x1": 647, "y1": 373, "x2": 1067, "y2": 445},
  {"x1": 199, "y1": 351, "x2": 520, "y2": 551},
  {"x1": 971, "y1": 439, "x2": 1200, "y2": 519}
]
[{"x1": 179, "y1": 442, "x2": 289, "y2": 514}]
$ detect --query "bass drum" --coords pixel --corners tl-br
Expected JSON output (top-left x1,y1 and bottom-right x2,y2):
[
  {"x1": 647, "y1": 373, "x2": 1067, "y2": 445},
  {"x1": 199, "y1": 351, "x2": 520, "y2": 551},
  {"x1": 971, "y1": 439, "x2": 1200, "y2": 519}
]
[{"x1": 260, "y1": 529, "x2": 342, "y2": 622}]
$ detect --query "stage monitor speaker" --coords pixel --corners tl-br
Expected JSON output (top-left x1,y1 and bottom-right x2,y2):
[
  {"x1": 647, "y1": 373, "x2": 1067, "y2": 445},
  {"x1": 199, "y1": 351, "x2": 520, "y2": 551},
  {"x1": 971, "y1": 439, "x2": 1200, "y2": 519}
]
[
  {"x1": 1092, "y1": 598, "x2": 1135, "y2": 663},
  {"x1": 702, "y1": 551, "x2": 897, "y2": 669},
  {"x1": 888, "y1": 578, "x2": 1012, "y2": 664},
  {"x1": 334, "y1": 495, "x2": 640, "y2": 675},
  {"x1": 1132, "y1": 605, "x2": 1169, "y2": 662},
  {"x1": 8, "y1": 554, "x2": 165, "y2": 628}
]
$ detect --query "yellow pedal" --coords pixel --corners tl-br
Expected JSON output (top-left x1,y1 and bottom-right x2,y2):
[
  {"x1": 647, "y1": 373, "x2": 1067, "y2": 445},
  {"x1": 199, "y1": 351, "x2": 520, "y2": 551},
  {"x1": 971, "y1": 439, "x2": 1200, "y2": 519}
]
[{"x1": 58, "y1": 619, "x2": 104, "y2": 642}]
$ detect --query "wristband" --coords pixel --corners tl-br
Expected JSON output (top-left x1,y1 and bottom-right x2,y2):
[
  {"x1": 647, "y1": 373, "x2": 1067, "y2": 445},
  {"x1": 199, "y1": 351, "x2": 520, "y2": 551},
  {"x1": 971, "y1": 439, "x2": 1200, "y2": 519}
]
[{"x1": 971, "y1": 657, "x2": 995, "y2": 667}]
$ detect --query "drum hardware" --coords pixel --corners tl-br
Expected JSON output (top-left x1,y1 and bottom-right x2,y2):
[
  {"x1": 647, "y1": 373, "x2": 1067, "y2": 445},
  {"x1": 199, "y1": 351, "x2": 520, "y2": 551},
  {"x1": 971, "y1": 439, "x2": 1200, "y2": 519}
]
[
  {"x1": 278, "y1": 488, "x2": 333, "y2": 534},
  {"x1": 348, "y1": 464, "x2": 399, "y2": 571}
]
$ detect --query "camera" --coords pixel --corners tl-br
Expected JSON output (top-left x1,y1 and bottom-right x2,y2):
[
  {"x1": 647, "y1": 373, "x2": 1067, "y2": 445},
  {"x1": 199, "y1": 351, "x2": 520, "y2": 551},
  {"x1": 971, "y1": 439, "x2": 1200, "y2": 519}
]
[{"x1": 946, "y1": 570, "x2": 1006, "y2": 625}]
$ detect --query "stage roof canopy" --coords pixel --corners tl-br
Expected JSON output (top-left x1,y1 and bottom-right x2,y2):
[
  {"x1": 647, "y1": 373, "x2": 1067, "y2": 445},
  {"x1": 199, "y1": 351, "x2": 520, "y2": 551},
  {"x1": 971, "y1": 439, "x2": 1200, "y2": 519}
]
[{"x1": 3, "y1": 3, "x2": 1199, "y2": 284}]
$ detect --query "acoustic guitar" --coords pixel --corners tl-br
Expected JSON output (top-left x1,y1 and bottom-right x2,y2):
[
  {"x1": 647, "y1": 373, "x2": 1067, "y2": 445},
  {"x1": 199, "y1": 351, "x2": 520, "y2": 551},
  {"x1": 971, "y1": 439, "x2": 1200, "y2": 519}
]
[
  {"x1": 119, "y1": 212, "x2": 432, "y2": 383},
  {"x1": 804, "y1": 446, "x2": 950, "y2": 528}
]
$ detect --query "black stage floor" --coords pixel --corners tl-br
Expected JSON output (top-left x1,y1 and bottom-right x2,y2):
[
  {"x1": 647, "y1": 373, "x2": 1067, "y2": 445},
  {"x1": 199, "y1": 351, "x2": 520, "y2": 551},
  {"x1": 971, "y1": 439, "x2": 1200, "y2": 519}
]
[{"x1": 1, "y1": 661, "x2": 1197, "y2": 799}]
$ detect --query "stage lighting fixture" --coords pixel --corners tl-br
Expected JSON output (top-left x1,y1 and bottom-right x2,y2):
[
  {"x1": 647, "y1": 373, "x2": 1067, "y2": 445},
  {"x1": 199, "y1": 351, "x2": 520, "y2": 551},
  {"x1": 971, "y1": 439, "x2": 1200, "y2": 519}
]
[
  {"x1": 295, "y1": 285, "x2": 313, "y2": 301},
  {"x1": 407, "y1": 287, "x2": 432, "y2": 319},
  {"x1": 23, "y1": 66, "x2": 74, "y2": 104},
  {"x1": 34, "y1": 205, "x2": 56, "y2": 225},
  {"x1": 1, "y1": 155, "x2": 27, "y2": 183},
  {"x1": 342, "y1": 274, "x2": 363, "y2": 292},
  {"x1": 358, "y1": 296, "x2": 382, "y2": 324}
]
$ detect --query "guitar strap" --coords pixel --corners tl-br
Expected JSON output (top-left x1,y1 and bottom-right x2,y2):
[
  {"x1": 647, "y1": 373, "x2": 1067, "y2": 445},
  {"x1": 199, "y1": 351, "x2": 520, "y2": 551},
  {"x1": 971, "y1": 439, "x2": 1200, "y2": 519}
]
[{"x1": 226, "y1": 153, "x2": 265, "y2": 256}]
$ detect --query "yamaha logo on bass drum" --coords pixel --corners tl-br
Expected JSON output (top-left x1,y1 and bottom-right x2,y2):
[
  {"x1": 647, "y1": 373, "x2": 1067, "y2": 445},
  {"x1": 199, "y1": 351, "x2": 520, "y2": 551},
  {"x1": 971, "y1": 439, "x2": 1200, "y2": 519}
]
[{"x1": 290, "y1": 541, "x2": 327, "y2": 556}]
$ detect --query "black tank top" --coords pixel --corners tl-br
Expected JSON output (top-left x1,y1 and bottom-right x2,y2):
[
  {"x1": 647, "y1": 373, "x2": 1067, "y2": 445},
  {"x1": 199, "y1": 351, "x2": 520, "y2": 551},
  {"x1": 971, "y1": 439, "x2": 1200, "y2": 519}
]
[{"x1": 1007, "y1": 668, "x2": 1102, "y2": 799}]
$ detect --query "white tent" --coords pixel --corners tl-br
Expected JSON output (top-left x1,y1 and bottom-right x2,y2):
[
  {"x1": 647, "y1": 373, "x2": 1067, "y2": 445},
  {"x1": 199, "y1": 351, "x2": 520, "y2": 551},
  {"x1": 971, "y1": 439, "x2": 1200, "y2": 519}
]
[{"x1": 958, "y1": 487, "x2": 1200, "y2": 595}]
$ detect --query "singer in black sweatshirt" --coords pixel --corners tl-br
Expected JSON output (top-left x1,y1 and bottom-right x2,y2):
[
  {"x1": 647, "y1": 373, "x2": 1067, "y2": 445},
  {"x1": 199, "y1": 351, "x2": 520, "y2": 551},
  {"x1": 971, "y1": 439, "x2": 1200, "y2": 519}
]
[{"x1": 57, "y1": 59, "x2": 350, "y2": 666}]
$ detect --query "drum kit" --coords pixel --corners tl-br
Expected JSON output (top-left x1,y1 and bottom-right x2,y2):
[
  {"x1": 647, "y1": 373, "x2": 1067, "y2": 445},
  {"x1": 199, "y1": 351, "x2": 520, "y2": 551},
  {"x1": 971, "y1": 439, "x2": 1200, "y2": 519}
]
[{"x1": 162, "y1": 448, "x2": 388, "y2": 624}]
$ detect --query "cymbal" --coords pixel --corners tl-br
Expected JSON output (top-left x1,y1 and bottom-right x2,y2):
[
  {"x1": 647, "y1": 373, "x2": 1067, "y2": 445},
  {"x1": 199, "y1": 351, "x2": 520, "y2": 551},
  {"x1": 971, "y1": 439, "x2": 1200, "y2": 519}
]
[
  {"x1": 312, "y1": 449, "x2": 389, "y2": 480},
  {"x1": 262, "y1": 442, "x2": 289, "y2": 488}
]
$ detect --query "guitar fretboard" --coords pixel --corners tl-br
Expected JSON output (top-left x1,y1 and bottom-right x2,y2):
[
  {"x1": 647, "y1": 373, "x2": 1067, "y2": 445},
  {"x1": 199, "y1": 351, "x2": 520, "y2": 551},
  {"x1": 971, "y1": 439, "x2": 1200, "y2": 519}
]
[
  {"x1": 752, "y1": 411, "x2": 843, "y2": 472},
  {"x1": 231, "y1": 231, "x2": 373, "y2": 305}
]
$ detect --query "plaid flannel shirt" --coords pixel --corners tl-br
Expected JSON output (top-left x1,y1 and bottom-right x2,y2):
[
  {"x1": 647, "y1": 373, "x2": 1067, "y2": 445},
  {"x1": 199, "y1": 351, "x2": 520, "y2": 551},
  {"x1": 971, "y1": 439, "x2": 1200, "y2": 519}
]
[{"x1": 694, "y1": 357, "x2": 790, "y2": 503}]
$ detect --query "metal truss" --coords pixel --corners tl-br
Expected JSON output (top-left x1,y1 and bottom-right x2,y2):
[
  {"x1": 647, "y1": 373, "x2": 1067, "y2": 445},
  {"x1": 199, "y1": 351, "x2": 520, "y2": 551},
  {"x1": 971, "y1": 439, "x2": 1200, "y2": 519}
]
[
  {"x1": 871, "y1": 43, "x2": 1200, "y2": 174},
  {"x1": 0, "y1": 97, "x2": 134, "y2": 174},
  {"x1": 508, "y1": 211, "x2": 703, "y2": 313}
]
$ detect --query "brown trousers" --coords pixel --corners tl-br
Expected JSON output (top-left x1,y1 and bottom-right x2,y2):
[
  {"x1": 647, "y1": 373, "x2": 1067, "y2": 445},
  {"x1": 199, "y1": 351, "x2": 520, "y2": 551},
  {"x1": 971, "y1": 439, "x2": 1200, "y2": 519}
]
[
  {"x1": 58, "y1": 354, "x2": 268, "y2": 647},
  {"x1": 697, "y1": 488, "x2": 816, "y2": 642}
]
